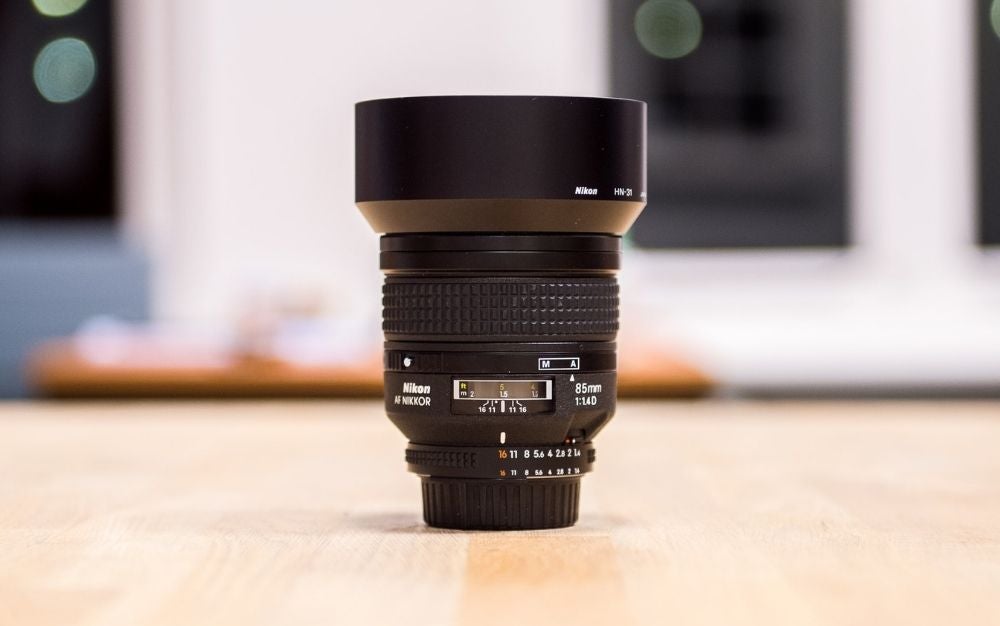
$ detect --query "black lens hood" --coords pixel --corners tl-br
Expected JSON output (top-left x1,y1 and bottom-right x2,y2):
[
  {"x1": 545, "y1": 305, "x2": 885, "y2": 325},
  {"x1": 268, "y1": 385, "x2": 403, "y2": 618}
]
[{"x1": 355, "y1": 95, "x2": 646, "y2": 234}]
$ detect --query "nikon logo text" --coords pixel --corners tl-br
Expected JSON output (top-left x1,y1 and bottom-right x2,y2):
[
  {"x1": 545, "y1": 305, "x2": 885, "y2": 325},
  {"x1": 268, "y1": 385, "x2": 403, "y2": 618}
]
[
  {"x1": 403, "y1": 382, "x2": 430, "y2": 394},
  {"x1": 574, "y1": 186, "x2": 598, "y2": 195}
]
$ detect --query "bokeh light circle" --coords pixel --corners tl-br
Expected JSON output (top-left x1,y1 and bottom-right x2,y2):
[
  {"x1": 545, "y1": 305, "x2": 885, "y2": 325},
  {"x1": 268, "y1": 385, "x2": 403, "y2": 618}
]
[
  {"x1": 634, "y1": 0, "x2": 703, "y2": 60},
  {"x1": 33, "y1": 37, "x2": 96, "y2": 104},
  {"x1": 991, "y1": 0, "x2": 1000, "y2": 40},
  {"x1": 32, "y1": 0, "x2": 89, "y2": 18}
]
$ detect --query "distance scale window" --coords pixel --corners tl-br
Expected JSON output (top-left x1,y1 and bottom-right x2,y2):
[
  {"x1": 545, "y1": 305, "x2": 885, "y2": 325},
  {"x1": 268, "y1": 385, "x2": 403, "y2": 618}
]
[{"x1": 451, "y1": 379, "x2": 554, "y2": 415}]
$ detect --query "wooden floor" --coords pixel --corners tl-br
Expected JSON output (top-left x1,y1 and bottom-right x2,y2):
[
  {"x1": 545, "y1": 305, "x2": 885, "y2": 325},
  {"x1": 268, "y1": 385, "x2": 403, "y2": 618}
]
[{"x1": 1, "y1": 400, "x2": 998, "y2": 625}]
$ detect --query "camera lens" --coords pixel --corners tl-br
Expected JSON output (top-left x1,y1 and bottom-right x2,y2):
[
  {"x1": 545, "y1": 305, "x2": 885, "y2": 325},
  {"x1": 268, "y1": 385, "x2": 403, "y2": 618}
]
[{"x1": 355, "y1": 96, "x2": 646, "y2": 530}]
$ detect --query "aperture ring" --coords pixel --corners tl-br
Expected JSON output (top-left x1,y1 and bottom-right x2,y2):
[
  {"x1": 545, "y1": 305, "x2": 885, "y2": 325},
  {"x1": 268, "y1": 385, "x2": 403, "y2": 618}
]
[
  {"x1": 406, "y1": 442, "x2": 595, "y2": 479},
  {"x1": 382, "y1": 278, "x2": 619, "y2": 341}
]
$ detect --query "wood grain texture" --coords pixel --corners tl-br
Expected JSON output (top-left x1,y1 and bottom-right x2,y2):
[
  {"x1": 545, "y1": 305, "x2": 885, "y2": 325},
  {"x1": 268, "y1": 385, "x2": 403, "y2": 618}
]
[{"x1": 0, "y1": 400, "x2": 998, "y2": 625}]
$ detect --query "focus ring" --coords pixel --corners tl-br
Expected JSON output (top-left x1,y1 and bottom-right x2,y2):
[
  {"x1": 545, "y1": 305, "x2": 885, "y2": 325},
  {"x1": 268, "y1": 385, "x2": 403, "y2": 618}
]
[{"x1": 382, "y1": 279, "x2": 619, "y2": 341}]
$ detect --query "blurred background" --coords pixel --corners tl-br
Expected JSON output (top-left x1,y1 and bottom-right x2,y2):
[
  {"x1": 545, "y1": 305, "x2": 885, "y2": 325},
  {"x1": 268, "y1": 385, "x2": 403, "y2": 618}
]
[{"x1": 2, "y1": 0, "x2": 999, "y2": 399}]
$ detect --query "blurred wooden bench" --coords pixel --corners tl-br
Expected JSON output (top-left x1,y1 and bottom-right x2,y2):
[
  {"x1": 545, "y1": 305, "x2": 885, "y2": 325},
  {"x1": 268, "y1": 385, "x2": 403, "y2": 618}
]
[{"x1": 27, "y1": 337, "x2": 712, "y2": 399}]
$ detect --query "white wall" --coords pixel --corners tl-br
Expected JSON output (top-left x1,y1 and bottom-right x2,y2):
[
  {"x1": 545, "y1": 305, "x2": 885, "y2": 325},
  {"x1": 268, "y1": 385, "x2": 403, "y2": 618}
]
[
  {"x1": 120, "y1": 0, "x2": 607, "y2": 326},
  {"x1": 120, "y1": 0, "x2": 1000, "y2": 390},
  {"x1": 624, "y1": 0, "x2": 1000, "y2": 390}
]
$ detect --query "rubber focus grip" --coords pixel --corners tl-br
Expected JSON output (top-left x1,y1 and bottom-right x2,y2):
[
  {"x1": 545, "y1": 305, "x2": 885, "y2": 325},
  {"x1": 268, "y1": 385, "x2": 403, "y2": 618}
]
[
  {"x1": 420, "y1": 476, "x2": 581, "y2": 530},
  {"x1": 382, "y1": 278, "x2": 619, "y2": 341}
]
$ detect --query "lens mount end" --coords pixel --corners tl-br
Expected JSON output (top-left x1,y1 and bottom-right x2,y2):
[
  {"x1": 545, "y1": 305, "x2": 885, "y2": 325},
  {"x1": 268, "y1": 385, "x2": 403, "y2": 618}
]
[{"x1": 420, "y1": 476, "x2": 581, "y2": 530}]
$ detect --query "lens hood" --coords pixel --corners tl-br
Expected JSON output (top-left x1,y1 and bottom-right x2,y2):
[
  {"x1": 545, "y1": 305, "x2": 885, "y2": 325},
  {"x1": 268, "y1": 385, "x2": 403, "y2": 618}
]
[{"x1": 355, "y1": 95, "x2": 646, "y2": 234}]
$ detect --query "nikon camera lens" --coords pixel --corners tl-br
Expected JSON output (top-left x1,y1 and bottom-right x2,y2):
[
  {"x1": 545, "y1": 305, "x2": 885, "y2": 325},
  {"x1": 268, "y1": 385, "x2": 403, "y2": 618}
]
[{"x1": 355, "y1": 95, "x2": 646, "y2": 530}]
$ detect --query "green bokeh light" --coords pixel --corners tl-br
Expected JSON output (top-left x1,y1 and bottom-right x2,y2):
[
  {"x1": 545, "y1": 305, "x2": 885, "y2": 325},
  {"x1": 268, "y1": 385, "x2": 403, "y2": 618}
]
[
  {"x1": 33, "y1": 38, "x2": 96, "y2": 104},
  {"x1": 32, "y1": 0, "x2": 88, "y2": 18},
  {"x1": 992, "y1": 0, "x2": 1000, "y2": 40},
  {"x1": 634, "y1": 0, "x2": 703, "y2": 60}
]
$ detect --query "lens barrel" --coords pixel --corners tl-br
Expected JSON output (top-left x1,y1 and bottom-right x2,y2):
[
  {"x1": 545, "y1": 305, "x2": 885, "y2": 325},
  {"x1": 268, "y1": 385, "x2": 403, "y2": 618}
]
[{"x1": 355, "y1": 96, "x2": 646, "y2": 530}]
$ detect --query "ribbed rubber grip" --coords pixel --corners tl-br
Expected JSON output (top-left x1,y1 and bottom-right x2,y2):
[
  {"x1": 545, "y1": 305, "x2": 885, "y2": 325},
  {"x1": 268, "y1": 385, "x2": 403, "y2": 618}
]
[
  {"x1": 420, "y1": 476, "x2": 581, "y2": 530},
  {"x1": 383, "y1": 279, "x2": 619, "y2": 341}
]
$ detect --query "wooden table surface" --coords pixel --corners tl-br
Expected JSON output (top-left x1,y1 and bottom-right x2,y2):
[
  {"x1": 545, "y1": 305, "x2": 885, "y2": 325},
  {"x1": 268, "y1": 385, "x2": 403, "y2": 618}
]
[{"x1": 1, "y1": 400, "x2": 999, "y2": 626}]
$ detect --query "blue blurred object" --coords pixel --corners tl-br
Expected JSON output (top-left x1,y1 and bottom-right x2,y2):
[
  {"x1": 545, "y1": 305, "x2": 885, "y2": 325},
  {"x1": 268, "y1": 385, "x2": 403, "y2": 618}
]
[{"x1": 0, "y1": 225, "x2": 148, "y2": 397}]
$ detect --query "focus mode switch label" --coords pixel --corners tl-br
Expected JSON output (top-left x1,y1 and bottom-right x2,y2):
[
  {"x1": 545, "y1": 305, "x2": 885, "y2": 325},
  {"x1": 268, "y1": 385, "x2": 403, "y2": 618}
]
[{"x1": 538, "y1": 357, "x2": 580, "y2": 371}]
